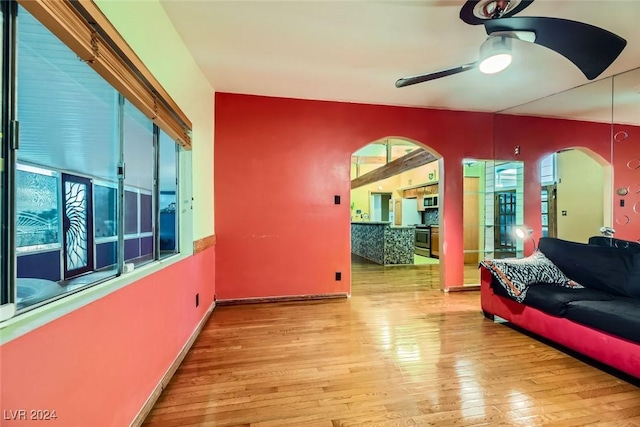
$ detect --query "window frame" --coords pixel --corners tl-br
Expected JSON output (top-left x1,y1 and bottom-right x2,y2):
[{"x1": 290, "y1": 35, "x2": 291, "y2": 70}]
[{"x1": 0, "y1": 1, "x2": 193, "y2": 328}]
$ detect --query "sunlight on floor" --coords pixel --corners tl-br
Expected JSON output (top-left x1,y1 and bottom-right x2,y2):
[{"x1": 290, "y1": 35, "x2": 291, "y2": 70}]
[{"x1": 414, "y1": 254, "x2": 439, "y2": 265}]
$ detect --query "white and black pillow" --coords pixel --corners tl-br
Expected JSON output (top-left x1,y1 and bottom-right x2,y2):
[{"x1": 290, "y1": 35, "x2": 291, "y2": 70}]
[{"x1": 480, "y1": 251, "x2": 582, "y2": 303}]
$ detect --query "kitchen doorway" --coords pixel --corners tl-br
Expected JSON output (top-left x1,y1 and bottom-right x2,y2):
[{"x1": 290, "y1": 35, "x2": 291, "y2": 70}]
[{"x1": 370, "y1": 192, "x2": 392, "y2": 222}]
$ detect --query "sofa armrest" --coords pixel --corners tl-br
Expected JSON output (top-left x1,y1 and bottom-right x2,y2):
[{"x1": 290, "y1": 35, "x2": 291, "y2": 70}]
[{"x1": 480, "y1": 266, "x2": 495, "y2": 317}]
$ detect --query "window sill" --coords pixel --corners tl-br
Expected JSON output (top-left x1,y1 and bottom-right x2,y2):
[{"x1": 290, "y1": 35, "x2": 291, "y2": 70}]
[{"x1": 0, "y1": 252, "x2": 188, "y2": 345}]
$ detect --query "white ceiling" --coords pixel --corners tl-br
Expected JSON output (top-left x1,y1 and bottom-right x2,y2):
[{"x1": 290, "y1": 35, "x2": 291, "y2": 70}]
[{"x1": 160, "y1": 0, "x2": 640, "y2": 114}]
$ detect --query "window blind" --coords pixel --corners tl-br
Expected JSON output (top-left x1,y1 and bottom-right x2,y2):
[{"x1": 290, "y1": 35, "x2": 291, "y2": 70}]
[{"x1": 18, "y1": 0, "x2": 192, "y2": 149}]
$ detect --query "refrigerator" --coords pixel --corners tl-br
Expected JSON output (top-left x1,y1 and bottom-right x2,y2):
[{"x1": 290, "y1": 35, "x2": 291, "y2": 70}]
[{"x1": 401, "y1": 199, "x2": 421, "y2": 226}]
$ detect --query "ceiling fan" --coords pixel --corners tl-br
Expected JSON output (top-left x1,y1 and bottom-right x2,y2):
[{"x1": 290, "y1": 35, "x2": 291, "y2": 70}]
[{"x1": 395, "y1": 0, "x2": 627, "y2": 88}]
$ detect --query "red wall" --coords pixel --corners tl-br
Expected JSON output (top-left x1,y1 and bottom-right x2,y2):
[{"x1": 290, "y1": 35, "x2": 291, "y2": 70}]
[
  {"x1": 215, "y1": 94, "x2": 627, "y2": 300},
  {"x1": 494, "y1": 114, "x2": 613, "y2": 251},
  {"x1": 612, "y1": 123, "x2": 640, "y2": 241},
  {"x1": 0, "y1": 247, "x2": 215, "y2": 427},
  {"x1": 214, "y1": 93, "x2": 495, "y2": 297}
]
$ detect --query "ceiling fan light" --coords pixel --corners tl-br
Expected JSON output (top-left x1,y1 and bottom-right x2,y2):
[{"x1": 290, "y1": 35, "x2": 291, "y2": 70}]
[
  {"x1": 478, "y1": 35, "x2": 513, "y2": 74},
  {"x1": 479, "y1": 53, "x2": 512, "y2": 74}
]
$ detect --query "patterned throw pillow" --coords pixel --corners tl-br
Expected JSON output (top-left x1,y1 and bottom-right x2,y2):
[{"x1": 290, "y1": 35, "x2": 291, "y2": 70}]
[{"x1": 480, "y1": 251, "x2": 582, "y2": 303}]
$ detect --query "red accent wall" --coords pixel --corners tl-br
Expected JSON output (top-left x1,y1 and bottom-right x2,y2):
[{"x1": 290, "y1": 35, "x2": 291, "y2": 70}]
[
  {"x1": 214, "y1": 93, "x2": 496, "y2": 298},
  {"x1": 215, "y1": 94, "x2": 624, "y2": 299},
  {"x1": 494, "y1": 114, "x2": 613, "y2": 251},
  {"x1": 613, "y1": 124, "x2": 640, "y2": 241},
  {"x1": 0, "y1": 247, "x2": 215, "y2": 427}
]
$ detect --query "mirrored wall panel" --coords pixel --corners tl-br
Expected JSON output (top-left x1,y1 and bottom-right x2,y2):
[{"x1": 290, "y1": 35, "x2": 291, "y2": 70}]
[
  {"x1": 612, "y1": 68, "x2": 640, "y2": 243},
  {"x1": 492, "y1": 76, "x2": 615, "y2": 254}
]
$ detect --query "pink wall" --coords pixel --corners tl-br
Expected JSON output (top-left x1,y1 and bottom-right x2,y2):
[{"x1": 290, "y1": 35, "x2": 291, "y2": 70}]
[
  {"x1": 0, "y1": 247, "x2": 215, "y2": 427},
  {"x1": 214, "y1": 93, "x2": 495, "y2": 297}
]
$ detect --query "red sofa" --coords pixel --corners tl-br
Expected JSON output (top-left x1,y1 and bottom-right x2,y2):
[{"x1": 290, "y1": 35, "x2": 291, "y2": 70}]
[{"x1": 480, "y1": 266, "x2": 640, "y2": 379}]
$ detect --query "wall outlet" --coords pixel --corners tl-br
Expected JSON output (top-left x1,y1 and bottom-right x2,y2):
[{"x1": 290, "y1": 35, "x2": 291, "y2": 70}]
[
  {"x1": 195, "y1": 293, "x2": 199, "y2": 307},
  {"x1": 335, "y1": 272, "x2": 342, "y2": 281},
  {"x1": 334, "y1": 195, "x2": 341, "y2": 205}
]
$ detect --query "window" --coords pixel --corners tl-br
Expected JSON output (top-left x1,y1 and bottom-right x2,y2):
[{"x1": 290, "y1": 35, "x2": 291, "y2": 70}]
[
  {"x1": 0, "y1": 2, "x2": 7, "y2": 309},
  {"x1": 3, "y1": 5, "x2": 185, "y2": 313},
  {"x1": 123, "y1": 100, "x2": 155, "y2": 266},
  {"x1": 159, "y1": 130, "x2": 179, "y2": 258},
  {"x1": 94, "y1": 184, "x2": 117, "y2": 239},
  {"x1": 15, "y1": 165, "x2": 60, "y2": 251}
]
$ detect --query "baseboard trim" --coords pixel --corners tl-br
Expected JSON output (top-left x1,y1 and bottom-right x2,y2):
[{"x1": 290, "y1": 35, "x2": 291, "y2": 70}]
[
  {"x1": 446, "y1": 284, "x2": 481, "y2": 292},
  {"x1": 216, "y1": 293, "x2": 349, "y2": 306},
  {"x1": 129, "y1": 301, "x2": 215, "y2": 427}
]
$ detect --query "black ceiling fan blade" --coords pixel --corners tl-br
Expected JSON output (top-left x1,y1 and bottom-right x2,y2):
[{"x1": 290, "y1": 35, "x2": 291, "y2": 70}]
[
  {"x1": 484, "y1": 17, "x2": 627, "y2": 80},
  {"x1": 395, "y1": 63, "x2": 477, "y2": 88}
]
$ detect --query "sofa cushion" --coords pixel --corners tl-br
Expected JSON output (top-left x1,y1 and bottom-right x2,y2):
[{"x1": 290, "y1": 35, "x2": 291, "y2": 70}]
[
  {"x1": 565, "y1": 298, "x2": 640, "y2": 343},
  {"x1": 539, "y1": 237, "x2": 640, "y2": 299},
  {"x1": 523, "y1": 285, "x2": 615, "y2": 317},
  {"x1": 480, "y1": 251, "x2": 578, "y2": 303}
]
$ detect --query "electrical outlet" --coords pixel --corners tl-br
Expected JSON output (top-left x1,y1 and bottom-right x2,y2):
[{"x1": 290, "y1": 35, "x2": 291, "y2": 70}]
[
  {"x1": 334, "y1": 195, "x2": 341, "y2": 205},
  {"x1": 335, "y1": 272, "x2": 342, "y2": 281},
  {"x1": 195, "y1": 293, "x2": 199, "y2": 307}
]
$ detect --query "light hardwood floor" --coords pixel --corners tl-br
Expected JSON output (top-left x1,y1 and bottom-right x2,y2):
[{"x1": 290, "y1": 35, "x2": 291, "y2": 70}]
[{"x1": 143, "y1": 256, "x2": 640, "y2": 426}]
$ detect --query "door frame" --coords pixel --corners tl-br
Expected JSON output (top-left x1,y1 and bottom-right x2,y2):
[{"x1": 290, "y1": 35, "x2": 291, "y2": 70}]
[
  {"x1": 62, "y1": 173, "x2": 94, "y2": 279},
  {"x1": 494, "y1": 189, "x2": 517, "y2": 258},
  {"x1": 541, "y1": 184, "x2": 558, "y2": 238}
]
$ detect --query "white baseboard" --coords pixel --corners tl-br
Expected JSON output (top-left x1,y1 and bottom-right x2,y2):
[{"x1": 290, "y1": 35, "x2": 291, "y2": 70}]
[{"x1": 129, "y1": 301, "x2": 216, "y2": 427}]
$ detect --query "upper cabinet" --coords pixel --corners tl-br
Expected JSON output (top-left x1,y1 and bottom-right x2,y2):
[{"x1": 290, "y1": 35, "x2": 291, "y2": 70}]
[
  {"x1": 404, "y1": 183, "x2": 439, "y2": 211},
  {"x1": 404, "y1": 183, "x2": 438, "y2": 199}
]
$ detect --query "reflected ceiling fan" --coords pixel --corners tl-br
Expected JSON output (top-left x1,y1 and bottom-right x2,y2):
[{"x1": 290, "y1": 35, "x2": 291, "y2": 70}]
[{"x1": 395, "y1": 0, "x2": 627, "y2": 88}]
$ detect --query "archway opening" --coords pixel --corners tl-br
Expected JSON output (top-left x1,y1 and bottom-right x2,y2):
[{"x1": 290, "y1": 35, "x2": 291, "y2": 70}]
[
  {"x1": 349, "y1": 137, "x2": 444, "y2": 291},
  {"x1": 540, "y1": 147, "x2": 612, "y2": 243}
]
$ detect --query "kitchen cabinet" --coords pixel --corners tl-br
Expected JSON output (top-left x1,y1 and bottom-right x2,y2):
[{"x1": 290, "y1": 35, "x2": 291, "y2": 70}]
[
  {"x1": 410, "y1": 183, "x2": 439, "y2": 211},
  {"x1": 417, "y1": 189, "x2": 425, "y2": 211},
  {"x1": 431, "y1": 226, "x2": 439, "y2": 258},
  {"x1": 403, "y1": 188, "x2": 418, "y2": 199}
]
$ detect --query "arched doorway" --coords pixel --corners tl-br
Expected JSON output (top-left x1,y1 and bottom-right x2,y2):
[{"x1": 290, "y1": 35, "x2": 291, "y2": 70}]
[
  {"x1": 349, "y1": 137, "x2": 444, "y2": 291},
  {"x1": 540, "y1": 148, "x2": 612, "y2": 243}
]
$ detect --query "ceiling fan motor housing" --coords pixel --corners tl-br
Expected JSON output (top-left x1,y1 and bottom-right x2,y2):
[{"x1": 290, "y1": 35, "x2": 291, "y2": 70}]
[
  {"x1": 474, "y1": 0, "x2": 522, "y2": 19},
  {"x1": 461, "y1": 0, "x2": 534, "y2": 25}
]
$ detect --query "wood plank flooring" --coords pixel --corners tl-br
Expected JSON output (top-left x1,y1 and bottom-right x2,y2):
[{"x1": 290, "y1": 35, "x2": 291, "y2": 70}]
[{"x1": 143, "y1": 257, "x2": 640, "y2": 426}]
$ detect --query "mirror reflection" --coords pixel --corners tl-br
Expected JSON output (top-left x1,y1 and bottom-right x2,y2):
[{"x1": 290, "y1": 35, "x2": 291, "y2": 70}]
[
  {"x1": 490, "y1": 73, "x2": 618, "y2": 262},
  {"x1": 613, "y1": 68, "x2": 640, "y2": 240}
]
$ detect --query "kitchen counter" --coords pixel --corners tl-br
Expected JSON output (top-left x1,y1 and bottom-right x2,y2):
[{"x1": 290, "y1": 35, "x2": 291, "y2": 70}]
[
  {"x1": 351, "y1": 222, "x2": 414, "y2": 265},
  {"x1": 351, "y1": 221, "x2": 414, "y2": 229}
]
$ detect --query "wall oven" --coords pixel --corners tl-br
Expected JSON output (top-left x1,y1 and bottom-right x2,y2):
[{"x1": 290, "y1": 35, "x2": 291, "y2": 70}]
[{"x1": 414, "y1": 226, "x2": 431, "y2": 257}]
